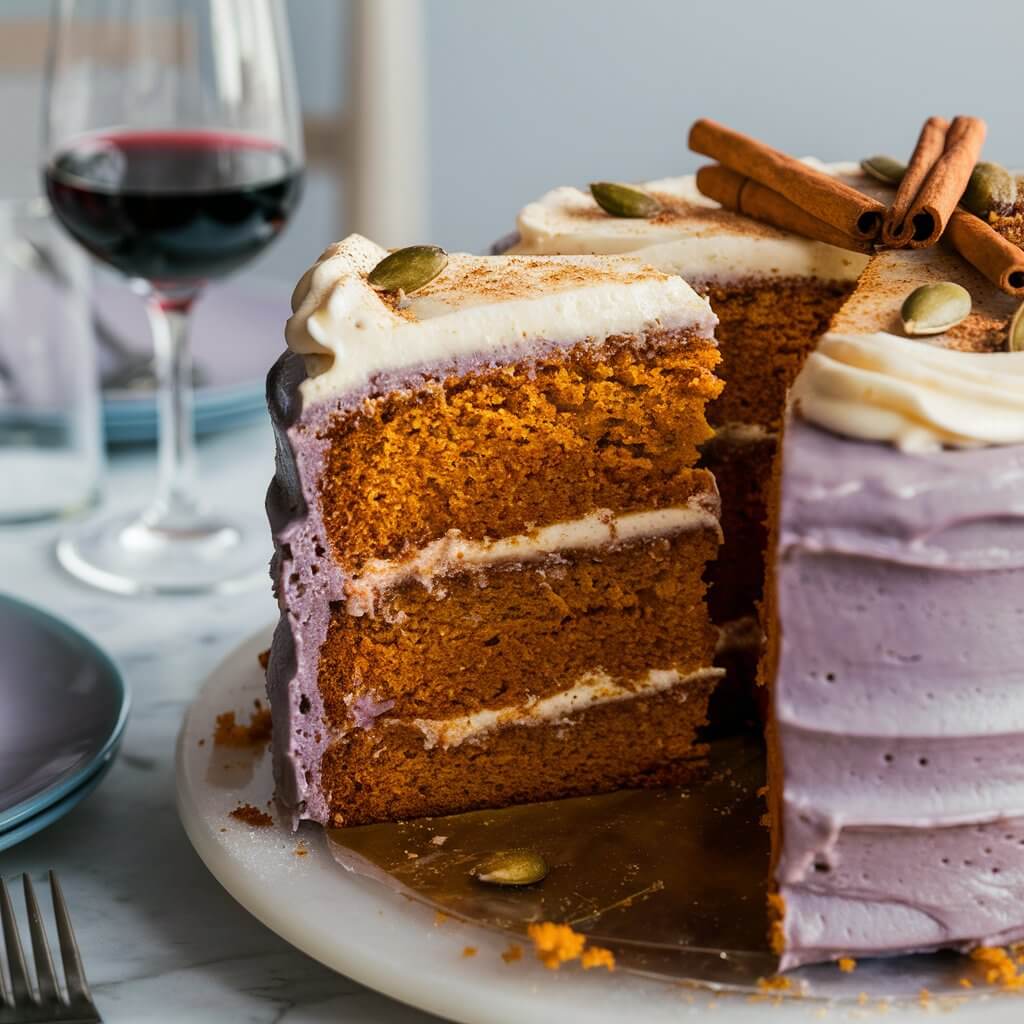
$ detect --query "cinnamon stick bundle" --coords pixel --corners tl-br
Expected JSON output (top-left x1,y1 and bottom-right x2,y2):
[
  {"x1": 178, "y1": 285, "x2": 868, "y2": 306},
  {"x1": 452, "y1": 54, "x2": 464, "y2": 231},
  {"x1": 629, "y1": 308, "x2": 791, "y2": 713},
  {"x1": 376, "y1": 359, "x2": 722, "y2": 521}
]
[
  {"x1": 696, "y1": 165, "x2": 873, "y2": 254},
  {"x1": 882, "y1": 116, "x2": 949, "y2": 246},
  {"x1": 945, "y1": 209, "x2": 1024, "y2": 298},
  {"x1": 887, "y1": 116, "x2": 986, "y2": 248},
  {"x1": 689, "y1": 118, "x2": 885, "y2": 241}
]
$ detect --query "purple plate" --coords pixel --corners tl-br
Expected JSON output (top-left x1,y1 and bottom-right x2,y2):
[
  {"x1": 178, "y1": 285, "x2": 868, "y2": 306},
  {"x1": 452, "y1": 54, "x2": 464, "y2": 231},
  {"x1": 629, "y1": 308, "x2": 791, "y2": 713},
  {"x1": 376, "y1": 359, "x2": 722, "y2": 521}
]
[{"x1": 0, "y1": 593, "x2": 129, "y2": 833}]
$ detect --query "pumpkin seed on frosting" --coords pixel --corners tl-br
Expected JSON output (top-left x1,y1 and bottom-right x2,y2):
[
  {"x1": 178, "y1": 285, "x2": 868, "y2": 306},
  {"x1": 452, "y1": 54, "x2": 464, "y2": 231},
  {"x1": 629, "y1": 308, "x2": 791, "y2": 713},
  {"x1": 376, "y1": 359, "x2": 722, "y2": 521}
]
[
  {"x1": 859, "y1": 156, "x2": 906, "y2": 186},
  {"x1": 590, "y1": 181, "x2": 662, "y2": 219},
  {"x1": 900, "y1": 282, "x2": 972, "y2": 337},
  {"x1": 368, "y1": 245, "x2": 448, "y2": 294},
  {"x1": 1008, "y1": 302, "x2": 1024, "y2": 352},
  {"x1": 472, "y1": 849, "x2": 549, "y2": 887},
  {"x1": 961, "y1": 162, "x2": 1017, "y2": 220}
]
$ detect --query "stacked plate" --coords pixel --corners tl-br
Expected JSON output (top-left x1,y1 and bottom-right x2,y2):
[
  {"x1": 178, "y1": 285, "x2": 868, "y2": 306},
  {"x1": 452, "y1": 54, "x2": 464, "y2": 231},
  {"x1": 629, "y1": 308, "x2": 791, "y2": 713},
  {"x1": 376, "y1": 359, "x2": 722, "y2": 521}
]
[
  {"x1": 0, "y1": 594, "x2": 129, "y2": 851},
  {"x1": 99, "y1": 276, "x2": 292, "y2": 444}
]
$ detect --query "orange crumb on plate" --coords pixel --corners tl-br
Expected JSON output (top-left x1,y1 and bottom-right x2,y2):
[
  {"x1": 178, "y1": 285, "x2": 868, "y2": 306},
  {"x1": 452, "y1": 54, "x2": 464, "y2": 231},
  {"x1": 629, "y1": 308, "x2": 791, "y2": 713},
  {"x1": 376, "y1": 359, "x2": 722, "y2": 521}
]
[
  {"x1": 838, "y1": 957, "x2": 856, "y2": 973},
  {"x1": 433, "y1": 911, "x2": 449, "y2": 927},
  {"x1": 229, "y1": 803, "x2": 273, "y2": 828},
  {"x1": 462, "y1": 946, "x2": 477, "y2": 958},
  {"x1": 528, "y1": 923, "x2": 585, "y2": 970},
  {"x1": 970, "y1": 946, "x2": 1024, "y2": 989},
  {"x1": 959, "y1": 977, "x2": 974, "y2": 988},
  {"x1": 757, "y1": 975, "x2": 791, "y2": 992},
  {"x1": 580, "y1": 946, "x2": 616, "y2": 971},
  {"x1": 501, "y1": 944, "x2": 523, "y2": 964},
  {"x1": 213, "y1": 708, "x2": 272, "y2": 747}
]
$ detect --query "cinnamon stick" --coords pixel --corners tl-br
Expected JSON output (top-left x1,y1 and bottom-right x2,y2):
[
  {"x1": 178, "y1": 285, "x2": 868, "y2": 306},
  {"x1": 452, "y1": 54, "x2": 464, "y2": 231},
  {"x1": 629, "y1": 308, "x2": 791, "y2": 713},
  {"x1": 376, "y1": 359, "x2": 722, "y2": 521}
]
[
  {"x1": 689, "y1": 118, "x2": 885, "y2": 241},
  {"x1": 882, "y1": 116, "x2": 949, "y2": 246},
  {"x1": 901, "y1": 116, "x2": 987, "y2": 248},
  {"x1": 945, "y1": 209, "x2": 1024, "y2": 297},
  {"x1": 696, "y1": 165, "x2": 873, "y2": 254}
]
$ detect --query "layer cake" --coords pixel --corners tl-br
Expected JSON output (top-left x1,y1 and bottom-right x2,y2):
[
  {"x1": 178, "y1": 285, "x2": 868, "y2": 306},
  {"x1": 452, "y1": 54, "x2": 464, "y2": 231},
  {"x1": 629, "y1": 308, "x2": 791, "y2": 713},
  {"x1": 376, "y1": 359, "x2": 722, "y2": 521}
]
[{"x1": 267, "y1": 235, "x2": 725, "y2": 826}]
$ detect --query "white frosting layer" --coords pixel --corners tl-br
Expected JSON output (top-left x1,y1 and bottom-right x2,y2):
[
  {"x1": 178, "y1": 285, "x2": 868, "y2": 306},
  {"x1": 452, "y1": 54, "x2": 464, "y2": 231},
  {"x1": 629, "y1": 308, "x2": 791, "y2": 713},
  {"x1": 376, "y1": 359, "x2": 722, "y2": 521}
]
[
  {"x1": 345, "y1": 500, "x2": 721, "y2": 616},
  {"x1": 410, "y1": 666, "x2": 723, "y2": 750},
  {"x1": 287, "y1": 234, "x2": 715, "y2": 407},
  {"x1": 793, "y1": 332, "x2": 1024, "y2": 452},
  {"x1": 510, "y1": 168, "x2": 869, "y2": 284}
]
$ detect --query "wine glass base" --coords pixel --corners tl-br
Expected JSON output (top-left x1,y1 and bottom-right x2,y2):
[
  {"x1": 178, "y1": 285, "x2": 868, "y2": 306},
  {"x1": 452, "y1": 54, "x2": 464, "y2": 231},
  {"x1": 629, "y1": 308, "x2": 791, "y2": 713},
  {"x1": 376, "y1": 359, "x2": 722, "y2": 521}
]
[{"x1": 57, "y1": 506, "x2": 269, "y2": 595}]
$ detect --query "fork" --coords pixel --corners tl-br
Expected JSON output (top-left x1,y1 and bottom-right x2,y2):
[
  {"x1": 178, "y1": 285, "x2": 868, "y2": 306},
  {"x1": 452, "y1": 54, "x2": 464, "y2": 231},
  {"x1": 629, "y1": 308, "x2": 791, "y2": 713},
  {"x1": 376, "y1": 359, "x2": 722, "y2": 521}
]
[{"x1": 0, "y1": 873, "x2": 101, "y2": 1024}]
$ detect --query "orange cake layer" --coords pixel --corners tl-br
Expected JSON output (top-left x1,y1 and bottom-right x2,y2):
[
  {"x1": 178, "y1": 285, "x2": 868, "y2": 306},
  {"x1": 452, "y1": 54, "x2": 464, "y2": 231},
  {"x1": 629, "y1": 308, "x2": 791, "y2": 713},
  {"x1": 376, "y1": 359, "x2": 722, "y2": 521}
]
[
  {"x1": 318, "y1": 526, "x2": 720, "y2": 726},
  {"x1": 319, "y1": 679, "x2": 718, "y2": 827},
  {"x1": 316, "y1": 330, "x2": 721, "y2": 569},
  {"x1": 702, "y1": 277, "x2": 853, "y2": 431}
]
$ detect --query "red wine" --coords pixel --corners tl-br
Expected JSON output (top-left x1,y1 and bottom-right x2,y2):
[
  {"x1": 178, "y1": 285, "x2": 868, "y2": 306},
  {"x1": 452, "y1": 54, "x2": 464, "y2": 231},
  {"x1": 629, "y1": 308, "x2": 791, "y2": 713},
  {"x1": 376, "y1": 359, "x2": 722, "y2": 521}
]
[{"x1": 45, "y1": 130, "x2": 303, "y2": 287}]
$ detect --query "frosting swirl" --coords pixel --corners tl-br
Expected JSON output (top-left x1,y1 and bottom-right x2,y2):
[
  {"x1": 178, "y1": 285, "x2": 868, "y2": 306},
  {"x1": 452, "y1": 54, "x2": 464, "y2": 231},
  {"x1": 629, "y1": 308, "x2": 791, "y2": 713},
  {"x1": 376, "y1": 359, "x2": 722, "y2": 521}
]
[{"x1": 792, "y1": 331, "x2": 1024, "y2": 452}]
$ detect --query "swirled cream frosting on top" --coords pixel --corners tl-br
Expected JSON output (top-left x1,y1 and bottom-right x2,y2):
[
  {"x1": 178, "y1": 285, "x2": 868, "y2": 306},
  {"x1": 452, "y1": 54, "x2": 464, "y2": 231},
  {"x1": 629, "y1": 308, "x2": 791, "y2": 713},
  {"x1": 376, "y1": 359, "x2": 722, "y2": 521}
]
[
  {"x1": 286, "y1": 234, "x2": 715, "y2": 407},
  {"x1": 793, "y1": 245, "x2": 1024, "y2": 451},
  {"x1": 508, "y1": 165, "x2": 870, "y2": 283},
  {"x1": 793, "y1": 333, "x2": 1024, "y2": 452}
]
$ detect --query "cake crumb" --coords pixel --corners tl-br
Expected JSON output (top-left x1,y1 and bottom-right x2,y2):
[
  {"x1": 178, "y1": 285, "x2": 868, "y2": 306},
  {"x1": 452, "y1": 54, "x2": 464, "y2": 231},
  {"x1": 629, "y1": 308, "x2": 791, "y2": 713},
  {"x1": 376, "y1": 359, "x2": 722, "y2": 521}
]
[
  {"x1": 258, "y1": 648, "x2": 270, "y2": 670},
  {"x1": 294, "y1": 842, "x2": 309, "y2": 857},
  {"x1": 757, "y1": 975, "x2": 791, "y2": 992},
  {"x1": 857, "y1": 991, "x2": 870, "y2": 1005},
  {"x1": 526, "y1": 922, "x2": 613, "y2": 971},
  {"x1": 230, "y1": 803, "x2": 273, "y2": 828},
  {"x1": 959, "y1": 977, "x2": 974, "y2": 988},
  {"x1": 462, "y1": 946, "x2": 477, "y2": 958},
  {"x1": 528, "y1": 923, "x2": 584, "y2": 969},
  {"x1": 430, "y1": 835, "x2": 448, "y2": 846},
  {"x1": 433, "y1": 911, "x2": 449, "y2": 927},
  {"x1": 918, "y1": 987, "x2": 932, "y2": 1006},
  {"x1": 580, "y1": 946, "x2": 616, "y2": 971},
  {"x1": 198, "y1": 738, "x2": 205, "y2": 747},
  {"x1": 501, "y1": 943, "x2": 523, "y2": 964},
  {"x1": 838, "y1": 957, "x2": 857, "y2": 973},
  {"x1": 213, "y1": 708, "x2": 272, "y2": 747},
  {"x1": 970, "y1": 946, "x2": 1024, "y2": 988}
]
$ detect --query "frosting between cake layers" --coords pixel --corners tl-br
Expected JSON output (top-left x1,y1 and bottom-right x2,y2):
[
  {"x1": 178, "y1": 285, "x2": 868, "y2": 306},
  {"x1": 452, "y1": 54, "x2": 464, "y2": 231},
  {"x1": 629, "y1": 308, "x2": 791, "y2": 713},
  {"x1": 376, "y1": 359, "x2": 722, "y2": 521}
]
[
  {"x1": 793, "y1": 331, "x2": 1024, "y2": 452},
  {"x1": 409, "y1": 666, "x2": 724, "y2": 751},
  {"x1": 508, "y1": 168, "x2": 870, "y2": 284},
  {"x1": 286, "y1": 234, "x2": 716, "y2": 409},
  {"x1": 344, "y1": 500, "x2": 722, "y2": 615},
  {"x1": 774, "y1": 418, "x2": 1024, "y2": 968}
]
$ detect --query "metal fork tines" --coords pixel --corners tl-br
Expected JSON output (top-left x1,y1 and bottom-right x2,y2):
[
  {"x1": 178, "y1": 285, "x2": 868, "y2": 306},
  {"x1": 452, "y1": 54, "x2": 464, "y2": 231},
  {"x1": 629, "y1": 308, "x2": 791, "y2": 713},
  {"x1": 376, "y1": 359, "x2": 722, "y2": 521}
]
[{"x1": 0, "y1": 873, "x2": 100, "y2": 1023}]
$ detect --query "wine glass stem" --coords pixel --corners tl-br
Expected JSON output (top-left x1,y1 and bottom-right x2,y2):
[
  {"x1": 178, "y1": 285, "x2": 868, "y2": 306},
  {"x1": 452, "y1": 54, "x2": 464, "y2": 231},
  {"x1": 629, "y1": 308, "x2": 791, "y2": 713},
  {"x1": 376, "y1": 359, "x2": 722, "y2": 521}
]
[{"x1": 145, "y1": 296, "x2": 201, "y2": 529}]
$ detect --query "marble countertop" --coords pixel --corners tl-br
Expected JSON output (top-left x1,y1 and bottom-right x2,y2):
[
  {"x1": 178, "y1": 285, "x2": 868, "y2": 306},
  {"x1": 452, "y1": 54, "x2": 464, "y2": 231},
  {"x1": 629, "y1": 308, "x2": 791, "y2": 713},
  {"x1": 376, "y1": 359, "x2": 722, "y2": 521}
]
[{"x1": 0, "y1": 420, "x2": 441, "y2": 1023}]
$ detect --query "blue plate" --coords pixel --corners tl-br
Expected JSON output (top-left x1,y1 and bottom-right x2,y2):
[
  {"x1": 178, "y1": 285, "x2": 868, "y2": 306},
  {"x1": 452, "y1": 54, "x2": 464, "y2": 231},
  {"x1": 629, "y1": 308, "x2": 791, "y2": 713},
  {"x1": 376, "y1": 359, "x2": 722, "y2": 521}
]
[
  {"x1": 0, "y1": 593, "x2": 129, "y2": 834},
  {"x1": 99, "y1": 276, "x2": 291, "y2": 445},
  {"x1": 0, "y1": 751, "x2": 117, "y2": 852}
]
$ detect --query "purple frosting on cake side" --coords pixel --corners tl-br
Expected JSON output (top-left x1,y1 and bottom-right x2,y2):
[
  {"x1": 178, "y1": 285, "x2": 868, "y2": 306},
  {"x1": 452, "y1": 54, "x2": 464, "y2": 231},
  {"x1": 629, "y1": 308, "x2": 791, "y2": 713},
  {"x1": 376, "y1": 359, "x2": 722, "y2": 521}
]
[{"x1": 773, "y1": 417, "x2": 1024, "y2": 969}]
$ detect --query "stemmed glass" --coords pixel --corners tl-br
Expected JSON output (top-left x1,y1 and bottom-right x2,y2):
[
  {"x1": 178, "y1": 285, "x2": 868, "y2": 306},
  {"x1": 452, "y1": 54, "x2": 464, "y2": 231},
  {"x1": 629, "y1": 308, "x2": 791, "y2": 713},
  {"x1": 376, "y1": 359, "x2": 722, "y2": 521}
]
[{"x1": 42, "y1": 0, "x2": 304, "y2": 594}]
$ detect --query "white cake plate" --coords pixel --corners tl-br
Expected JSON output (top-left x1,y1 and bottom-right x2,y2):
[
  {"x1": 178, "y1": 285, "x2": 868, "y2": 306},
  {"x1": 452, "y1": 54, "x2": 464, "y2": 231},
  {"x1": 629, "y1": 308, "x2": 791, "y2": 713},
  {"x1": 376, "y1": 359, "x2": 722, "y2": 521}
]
[{"x1": 176, "y1": 629, "x2": 1024, "y2": 1023}]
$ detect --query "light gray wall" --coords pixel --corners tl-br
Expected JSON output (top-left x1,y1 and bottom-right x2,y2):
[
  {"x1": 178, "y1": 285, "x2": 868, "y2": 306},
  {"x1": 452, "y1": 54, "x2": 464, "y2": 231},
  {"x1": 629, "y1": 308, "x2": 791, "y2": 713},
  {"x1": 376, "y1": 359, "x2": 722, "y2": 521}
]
[{"x1": 426, "y1": 0, "x2": 1024, "y2": 252}]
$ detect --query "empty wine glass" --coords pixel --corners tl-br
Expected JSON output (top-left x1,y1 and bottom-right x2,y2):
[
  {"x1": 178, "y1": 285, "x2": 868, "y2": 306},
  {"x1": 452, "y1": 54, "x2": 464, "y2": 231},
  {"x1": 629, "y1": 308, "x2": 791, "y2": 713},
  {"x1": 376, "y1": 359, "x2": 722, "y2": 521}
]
[{"x1": 42, "y1": 0, "x2": 304, "y2": 593}]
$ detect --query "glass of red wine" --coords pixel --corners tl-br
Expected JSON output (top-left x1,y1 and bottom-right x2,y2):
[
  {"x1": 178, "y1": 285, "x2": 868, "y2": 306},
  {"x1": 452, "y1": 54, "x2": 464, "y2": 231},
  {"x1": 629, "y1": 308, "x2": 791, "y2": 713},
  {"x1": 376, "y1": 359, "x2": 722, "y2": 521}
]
[{"x1": 42, "y1": 0, "x2": 304, "y2": 594}]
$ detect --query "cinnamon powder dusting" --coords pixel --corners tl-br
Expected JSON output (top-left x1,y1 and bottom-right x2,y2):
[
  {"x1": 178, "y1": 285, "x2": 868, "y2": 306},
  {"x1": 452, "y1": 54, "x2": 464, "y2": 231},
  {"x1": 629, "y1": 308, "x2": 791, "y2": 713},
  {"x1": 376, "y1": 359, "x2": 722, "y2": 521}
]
[{"x1": 230, "y1": 803, "x2": 273, "y2": 828}]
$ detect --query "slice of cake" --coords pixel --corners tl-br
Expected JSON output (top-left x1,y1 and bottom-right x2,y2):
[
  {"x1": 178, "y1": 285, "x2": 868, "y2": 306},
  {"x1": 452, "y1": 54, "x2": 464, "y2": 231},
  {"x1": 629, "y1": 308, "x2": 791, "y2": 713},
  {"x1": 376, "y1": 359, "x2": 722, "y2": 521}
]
[
  {"x1": 505, "y1": 170, "x2": 870, "y2": 701},
  {"x1": 266, "y1": 235, "x2": 725, "y2": 827},
  {"x1": 766, "y1": 244, "x2": 1024, "y2": 968}
]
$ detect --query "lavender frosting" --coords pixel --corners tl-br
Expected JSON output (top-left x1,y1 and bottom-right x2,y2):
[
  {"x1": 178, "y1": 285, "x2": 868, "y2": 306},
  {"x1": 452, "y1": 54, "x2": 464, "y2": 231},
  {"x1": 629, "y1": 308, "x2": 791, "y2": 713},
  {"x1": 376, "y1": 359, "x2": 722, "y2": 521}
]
[{"x1": 773, "y1": 417, "x2": 1024, "y2": 968}]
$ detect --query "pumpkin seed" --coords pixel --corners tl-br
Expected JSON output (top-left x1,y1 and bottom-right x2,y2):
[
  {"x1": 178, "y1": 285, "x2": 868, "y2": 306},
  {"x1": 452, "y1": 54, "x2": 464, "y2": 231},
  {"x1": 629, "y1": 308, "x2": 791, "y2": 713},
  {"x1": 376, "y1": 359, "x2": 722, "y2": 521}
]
[
  {"x1": 367, "y1": 245, "x2": 447, "y2": 294},
  {"x1": 900, "y1": 282, "x2": 972, "y2": 336},
  {"x1": 860, "y1": 156, "x2": 906, "y2": 186},
  {"x1": 472, "y1": 849, "x2": 549, "y2": 887},
  {"x1": 1008, "y1": 302, "x2": 1024, "y2": 352},
  {"x1": 590, "y1": 181, "x2": 662, "y2": 218},
  {"x1": 961, "y1": 162, "x2": 1017, "y2": 219}
]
